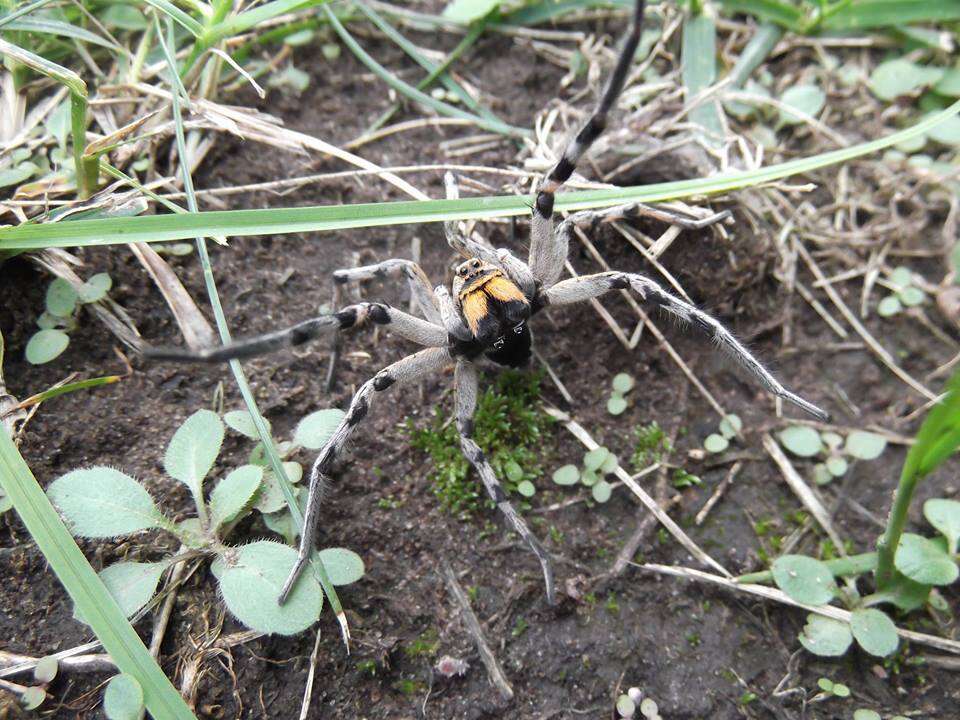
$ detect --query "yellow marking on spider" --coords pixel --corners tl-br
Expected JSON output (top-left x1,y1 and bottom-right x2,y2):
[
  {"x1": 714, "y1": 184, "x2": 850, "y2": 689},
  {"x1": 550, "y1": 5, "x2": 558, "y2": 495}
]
[{"x1": 460, "y1": 289, "x2": 490, "y2": 337}]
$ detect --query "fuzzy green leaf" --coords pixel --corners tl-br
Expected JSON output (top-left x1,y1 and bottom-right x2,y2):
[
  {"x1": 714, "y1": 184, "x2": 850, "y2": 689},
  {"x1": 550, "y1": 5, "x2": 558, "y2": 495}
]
[
  {"x1": 844, "y1": 431, "x2": 887, "y2": 460},
  {"x1": 26, "y1": 329, "x2": 69, "y2": 364},
  {"x1": 877, "y1": 295, "x2": 902, "y2": 316},
  {"x1": 924, "y1": 498, "x2": 960, "y2": 553},
  {"x1": 611, "y1": 373, "x2": 635, "y2": 394},
  {"x1": 78, "y1": 273, "x2": 112, "y2": 303},
  {"x1": 798, "y1": 614, "x2": 852, "y2": 656},
  {"x1": 317, "y1": 547, "x2": 365, "y2": 586},
  {"x1": 591, "y1": 480, "x2": 612, "y2": 504},
  {"x1": 103, "y1": 674, "x2": 144, "y2": 720},
  {"x1": 517, "y1": 479, "x2": 535, "y2": 497},
  {"x1": 47, "y1": 467, "x2": 163, "y2": 537},
  {"x1": 215, "y1": 541, "x2": 323, "y2": 635},
  {"x1": 294, "y1": 409, "x2": 345, "y2": 449},
  {"x1": 778, "y1": 425, "x2": 823, "y2": 457},
  {"x1": 223, "y1": 409, "x2": 271, "y2": 439},
  {"x1": 704, "y1": 434, "x2": 729, "y2": 453},
  {"x1": 210, "y1": 465, "x2": 263, "y2": 530},
  {"x1": 719, "y1": 414, "x2": 742, "y2": 439},
  {"x1": 607, "y1": 395, "x2": 628, "y2": 415},
  {"x1": 869, "y1": 59, "x2": 942, "y2": 100},
  {"x1": 772, "y1": 555, "x2": 837, "y2": 605},
  {"x1": 583, "y1": 447, "x2": 610, "y2": 472},
  {"x1": 33, "y1": 656, "x2": 58, "y2": 684},
  {"x1": 826, "y1": 456, "x2": 848, "y2": 477},
  {"x1": 163, "y1": 409, "x2": 224, "y2": 500},
  {"x1": 894, "y1": 533, "x2": 959, "y2": 585},
  {"x1": 850, "y1": 608, "x2": 899, "y2": 657},
  {"x1": 853, "y1": 711, "x2": 881, "y2": 720},
  {"x1": 45, "y1": 277, "x2": 78, "y2": 317}
]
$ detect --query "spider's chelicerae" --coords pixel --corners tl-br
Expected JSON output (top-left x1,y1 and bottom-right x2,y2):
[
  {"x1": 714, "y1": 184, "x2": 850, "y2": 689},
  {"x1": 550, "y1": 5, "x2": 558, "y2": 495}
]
[{"x1": 148, "y1": 0, "x2": 827, "y2": 605}]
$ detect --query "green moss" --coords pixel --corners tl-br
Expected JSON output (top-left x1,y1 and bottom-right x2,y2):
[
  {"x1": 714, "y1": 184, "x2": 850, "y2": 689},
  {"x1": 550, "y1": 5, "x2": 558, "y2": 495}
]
[
  {"x1": 631, "y1": 421, "x2": 672, "y2": 470},
  {"x1": 407, "y1": 370, "x2": 553, "y2": 515},
  {"x1": 403, "y1": 628, "x2": 439, "y2": 659}
]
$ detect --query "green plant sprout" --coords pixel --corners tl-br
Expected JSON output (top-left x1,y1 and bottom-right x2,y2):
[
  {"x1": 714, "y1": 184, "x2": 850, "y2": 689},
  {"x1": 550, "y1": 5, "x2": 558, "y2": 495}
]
[
  {"x1": 778, "y1": 426, "x2": 887, "y2": 485},
  {"x1": 631, "y1": 421, "x2": 670, "y2": 467},
  {"x1": 551, "y1": 445, "x2": 619, "y2": 503},
  {"x1": 46, "y1": 408, "x2": 364, "y2": 636},
  {"x1": 26, "y1": 274, "x2": 112, "y2": 364},
  {"x1": 615, "y1": 686, "x2": 662, "y2": 720},
  {"x1": 607, "y1": 372, "x2": 635, "y2": 415},
  {"x1": 815, "y1": 676, "x2": 850, "y2": 699},
  {"x1": 409, "y1": 370, "x2": 550, "y2": 513},
  {"x1": 877, "y1": 266, "x2": 927, "y2": 318},
  {"x1": 703, "y1": 413, "x2": 742, "y2": 454}
]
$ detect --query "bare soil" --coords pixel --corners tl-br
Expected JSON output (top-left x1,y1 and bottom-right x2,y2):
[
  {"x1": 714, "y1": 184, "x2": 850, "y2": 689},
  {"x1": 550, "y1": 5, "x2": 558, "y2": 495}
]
[{"x1": 2, "y1": 14, "x2": 958, "y2": 720}]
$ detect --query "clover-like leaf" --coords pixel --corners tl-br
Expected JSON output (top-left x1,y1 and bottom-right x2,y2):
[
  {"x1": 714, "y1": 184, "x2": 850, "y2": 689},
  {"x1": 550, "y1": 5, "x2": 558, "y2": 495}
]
[
  {"x1": 825, "y1": 456, "x2": 848, "y2": 477},
  {"x1": 583, "y1": 447, "x2": 610, "y2": 472},
  {"x1": 103, "y1": 674, "x2": 144, "y2": 720},
  {"x1": 719, "y1": 414, "x2": 742, "y2": 439},
  {"x1": 600, "y1": 453, "x2": 619, "y2": 475},
  {"x1": 778, "y1": 426, "x2": 823, "y2": 457},
  {"x1": 592, "y1": 480, "x2": 612, "y2": 504},
  {"x1": 223, "y1": 409, "x2": 271, "y2": 439},
  {"x1": 443, "y1": 0, "x2": 499, "y2": 24},
  {"x1": 884, "y1": 574, "x2": 930, "y2": 612},
  {"x1": 894, "y1": 533, "x2": 959, "y2": 586},
  {"x1": 164, "y1": 409, "x2": 224, "y2": 502},
  {"x1": 215, "y1": 541, "x2": 323, "y2": 634},
  {"x1": 853, "y1": 710, "x2": 881, "y2": 720},
  {"x1": 26, "y1": 329, "x2": 69, "y2": 364},
  {"x1": 210, "y1": 465, "x2": 263, "y2": 531},
  {"x1": 33, "y1": 656, "x2": 58, "y2": 684},
  {"x1": 898, "y1": 286, "x2": 926, "y2": 307},
  {"x1": 78, "y1": 273, "x2": 112, "y2": 303},
  {"x1": 607, "y1": 395, "x2": 628, "y2": 415},
  {"x1": 48, "y1": 467, "x2": 164, "y2": 537},
  {"x1": 21, "y1": 686, "x2": 46, "y2": 710},
  {"x1": 877, "y1": 295, "x2": 902, "y2": 317},
  {"x1": 850, "y1": 608, "x2": 899, "y2": 657},
  {"x1": 924, "y1": 498, "x2": 960, "y2": 554},
  {"x1": 812, "y1": 463, "x2": 833, "y2": 486},
  {"x1": 76, "y1": 561, "x2": 167, "y2": 624},
  {"x1": 552, "y1": 465, "x2": 579, "y2": 486},
  {"x1": 616, "y1": 695, "x2": 635, "y2": 718},
  {"x1": 294, "y1": 409, "x2": 345, "y2": 449},
  {"x1": 844, "y1": 431, "x2": 886, "y2": 460},
  {"x1": 868, "y1": 58, "x2": 941, "y2": 100},
  {"x1": 580, "y1": 469, "x2": 599, "y2": 487},
  {"x1": 798, "y1": 613, "x2": 852, "y2": 656},
  {"x1": 504, "y1": 459, "x2": 523, "y2": 483},
  {"x1": 704, "y1": 434, "x2": 728, "y2": 453},
  {"x1": 45, "y1": 277, "x2": 78, "y2": 317},
  {"x1": 317, "y1": 547, "x2": 365, "y2": 586},
  {"x1": 778, "y1": 85, "x2": 825, "y2": 125},
  {"x1": 612, "y1": 373, "x2": 635, "y2": 394},
  {"x1": 517, "y1": 479, "x2": 535, "y2": 498},
  {"x1": 772, "y1": 555, "x2": 837, "y2": 605}
]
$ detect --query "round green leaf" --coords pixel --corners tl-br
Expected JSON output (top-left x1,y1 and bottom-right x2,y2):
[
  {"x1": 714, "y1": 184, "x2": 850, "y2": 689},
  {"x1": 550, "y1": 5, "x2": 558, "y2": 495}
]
[
  {"x1": 76, "y1": 562, "x2": 167, "y2": 624},
  {"x1": 821, "y1": 432, "x2": 843, "y2": 450},
  {"x1": 832, "y1": 683, "x2": 850, "y2": 698},
  {"x1": 816, "y1": 677, "x2": 833, "y2": 692},
  {"x1": 935, "y1": 68, "x2": 960, "y2": 97},
  {"x1": 719, "y1": 414, "x2": 742, "y2": 439},
  {"x1": 592, "y1": 480, "x2": 612, "y2": 503},
  {"x1": 884, "y1": 574, "x2": 930, "y2": 612},
  {"x1": 584, "y1": 447, "x2": 610, "y2": 471},
  {"x1": 898, "y1": 286, "x2": 926, "y2": 307},
  {"x1": 45, "y1": 277, "x2": 78, "y2": 317},
  {"x1": 850, "y1": 608, "x2": 899, "y2": 657},
  {"x1": 868, "y1": 59, "x2": 940, "y2": 100},
  {"x1": 924, "y1": 498, "x2": 960, "y2": 554},
  {"x1": 317, "y1": 547, "x2": 365, "y2": 586},
  {"x1": 607, "y1": 395, "x2": 628, "y2": 415},
  {"x1": 772, "y1": 555, "x2": 837, "y2": 605},
  {"x1": 798, "y1": 614, "x2": 853, "y2": 656},
  {"x1": 600, "y1": 453, "x2": 619, "y2": 475},
  {"x1": 103, "y1": 673, "x2": 144, "y2": 720},
  {"x1": 778, "y1": 85, "x2": 826, "y2": 125},
  {"x1": 216, "y1": 541, "x2": 323, "y2": 634},
  {"x1": 47, "y1": 467, "x2": 163, "y2": 537},
  {"x1": 616, "y1": 695, "x2": 635, "y2": 718},
  {"x1": 825, "y1": 456, "x2": 848, "y2": 477},
  {"x1": 516, "y1": 480, "x2": 535, "y2": 498},
  {"x1": 877, "y1": 295, "x2": 902, "y2": 317},
  {"x1": 164, "y1": 409, "x2": 224, "y2": 498},
  {"x1": 21, "y1": 686, "x2": 46, "y2": 710},
  {"x1": 894, "y1": 532, "x2": 959, "y2": 585},
  {"x1": 210, "y1": 465, "x2": 263, "y2": 530},
  {"x1": 552, "y1": 465, "x2": 579, "y2": 486},
  {"x1": 813, "y1": 463, "x2": 833, "y2": 486},
  {"x1": 36, "y1": 312, "x2": 63, "y2": 330},
  {"x1": 612, "y1": 373, "x2": 635, "y2": 394},
  {"x1": 284, "y1": 28, "x2": 315, "y2": 46},
  {"x1": 33, "y1": 656, "x2": 58, "y2": 684},
  {"x1": 294, "y1": 409, "x2": 345, "y2": 449},
  {"x1": 844, "y1": 431, "x2": 887, "y2": 460},
  {"x1": 703, "y1": 434, "x2": 729, "y2": 453},
  {"x1": 778, "y1": 426, "x2": 823, "y2": 457},
  {"x1": 890, "y1": 266, "x2": 913, "y2": 287},
  {"x1": 224, "y1": 409, "x2": 271, "y2": 439},
  {"x1": 443, "y1": 0, "x2": 499, "y2": 23},
  {"x1": 254, "y1": 470, "x2": 287, "y2": 514},
  {"x1": 78, "y1": 273, "x2": 112, "y2": 303},
  {"x1": 853, "y1": 710, "x2": 881, "y2": 720},
  {"x1": 580, "y1": 469, "x2": 599, "y2": 487},
  {"x1": 928, "y1": 113, "x2": 960, "y2": 146},
  {"x1": 25, "y1": 329, "x2": 69, "y2": 364},
  {"x1": 504, "y1": 459, "x2": 523, "y2": 483}
]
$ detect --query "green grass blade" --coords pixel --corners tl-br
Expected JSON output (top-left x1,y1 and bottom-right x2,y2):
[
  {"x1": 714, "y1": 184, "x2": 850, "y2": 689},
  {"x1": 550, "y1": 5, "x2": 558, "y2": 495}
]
[
  {"x1": 822, "y1": 0, "x2": 960, "y2": 30},
  {"x1": 323, "y1": 3, "x2": 529, "y2": 138},
  {"x1": 503, "y1": 0, "x2": 634, "y2": 25},
  {"x1": 716, "y1": 0, "x2": 805, "y2": 30},
  {"x1": 16, "y1": 374, "x2": 123, "y2": 409},
  {"x1": 158, "y1": 16, "x2": 348, "y2": 641},
  {"x1": 727, "y1": 23, "x2": 782, "y2": 89},
  {"x1": 2, "y1": 17, "x2": 121, "y2": 50},
  {"x1": 144, "y1": 0, "x2": 204, "y2": 36},
  {"x1": 209, "y1": 0, "x2": 320, "y2": 42},
  {"x1": 0, "y1": 0, "x2": 53, "y2": 28},
  {"x1": 4, "y1": 98, "x2": 957, "y2": 250},
  {"x1": 0, "y1": 434, "x2": 197, "y2": 719},
  {"x1": 681, "y1": 8, "x2": 725, "y2": 149}
]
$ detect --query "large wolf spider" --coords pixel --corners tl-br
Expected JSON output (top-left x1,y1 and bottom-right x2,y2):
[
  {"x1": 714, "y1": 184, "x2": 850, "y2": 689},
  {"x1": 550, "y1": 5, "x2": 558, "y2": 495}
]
[{"x1": 148, "y1": 0, "x2": 826, "y2": 605}]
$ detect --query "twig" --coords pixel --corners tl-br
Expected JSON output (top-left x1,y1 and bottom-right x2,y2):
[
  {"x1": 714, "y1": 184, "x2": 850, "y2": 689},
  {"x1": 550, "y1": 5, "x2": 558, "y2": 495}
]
[
  {"x1": 298, "y1": 629, "x2": 323, "y2": 720},
  {"x1": 0, "y1": 651, "x2": 115, "y2": 676},
  {"x1": 441, "y1": 561, "x2": 513, "y2": 703},
  {"x1": 695, "y1": 461, "x2": 741, "y2": 526}
]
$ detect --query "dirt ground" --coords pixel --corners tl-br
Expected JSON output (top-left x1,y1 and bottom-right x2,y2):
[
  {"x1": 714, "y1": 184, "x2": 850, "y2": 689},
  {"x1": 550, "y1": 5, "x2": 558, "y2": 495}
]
[{"x1": 2, "y1": 10, "x2": 959, "y2": 720}]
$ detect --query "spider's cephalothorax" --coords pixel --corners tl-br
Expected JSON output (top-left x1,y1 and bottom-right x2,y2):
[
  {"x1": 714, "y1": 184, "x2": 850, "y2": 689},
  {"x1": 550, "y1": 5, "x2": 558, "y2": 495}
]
[
  {"x1": 452, "y1": 258, "x2": 531, "y2": 368},
  {"x1": 147, "y1": 0, "x2": 828, "y2": 610}
]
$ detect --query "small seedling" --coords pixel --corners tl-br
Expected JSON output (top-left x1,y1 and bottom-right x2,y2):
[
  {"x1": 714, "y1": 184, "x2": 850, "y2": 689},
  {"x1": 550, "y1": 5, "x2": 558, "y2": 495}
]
[
  {"x1": 615, "y1": 686, "x2": 650, "y2": 718},
  {"x1": 631, "y1": 421, "x2": 670, "y2": 468},
  {"x1": 26, "y1": 274, "x2": 113, "y2": 364},
  {"x1": 816, "y1": 676, "x2": 851, "y2": 699},
  {"x1": 551, "y1": 445, "x2": 619, "y2": 503},
  {"x1": 47, "y1": 408, "x2": 364, "y2": 635},
  {"x1": 778, "y1": 426, "x2": 887, "y2": 485},
  {"x1": 607, "y1": 372, "x2": 635, "y2": 415},
  {"x1": 703, "y1": 413, "x2": 742, "y2": 454},
  {"x1": 877, "y1": 266, "x2": 927, "y2": 317}
]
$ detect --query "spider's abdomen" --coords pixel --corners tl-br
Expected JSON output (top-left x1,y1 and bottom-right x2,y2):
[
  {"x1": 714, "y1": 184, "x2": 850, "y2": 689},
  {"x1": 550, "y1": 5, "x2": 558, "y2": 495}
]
[{"x1": 484, "y1": 320, "x2": 532, "y2": 368}]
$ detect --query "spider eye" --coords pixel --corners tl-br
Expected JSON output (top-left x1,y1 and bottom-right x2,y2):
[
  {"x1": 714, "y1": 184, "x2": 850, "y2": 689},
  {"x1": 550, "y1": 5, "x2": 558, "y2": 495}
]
[
  {"x1": 459, "y1": 267, "x2": 467, "y2": 276},
  {"x1": 471, "y1": 259, "x2": 481, "y2": 268}
]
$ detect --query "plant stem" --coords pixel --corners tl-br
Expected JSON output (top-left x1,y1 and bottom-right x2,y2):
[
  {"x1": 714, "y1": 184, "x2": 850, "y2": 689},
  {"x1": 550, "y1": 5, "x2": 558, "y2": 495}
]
[
  {"x1": 875, "y1": 461, "x2": 922, "y2": 589},
  {"x1": 736, "y1": 551, "x2": 877, "y2": 584}
]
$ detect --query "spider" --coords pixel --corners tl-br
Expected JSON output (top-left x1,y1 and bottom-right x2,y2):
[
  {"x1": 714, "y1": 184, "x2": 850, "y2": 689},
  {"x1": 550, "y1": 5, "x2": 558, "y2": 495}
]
[{"x1": 147, "y1": 0, "x2": 827, "y2": 606}]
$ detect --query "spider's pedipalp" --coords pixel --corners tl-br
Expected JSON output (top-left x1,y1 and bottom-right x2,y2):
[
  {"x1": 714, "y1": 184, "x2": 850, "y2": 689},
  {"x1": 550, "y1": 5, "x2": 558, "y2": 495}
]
[
  {"x1": 454, "y1": 361, "x2": 556, "y2": 604},
  {"x1": 144, "y1": 302, "x2": 447, "y2": 365},
  {"x1": 540, "y1": 271, "x2": 828, "y2": 421},
  {"x1": 280, "y1": 346, "x2": 454, "y2": 604}
]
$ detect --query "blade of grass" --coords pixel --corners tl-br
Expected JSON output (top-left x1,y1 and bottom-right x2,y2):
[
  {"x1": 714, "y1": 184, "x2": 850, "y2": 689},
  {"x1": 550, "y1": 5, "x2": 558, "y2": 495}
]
[
  {"x1": 822, "y1": 0, "x2": 960, "y2": 30},
  {"x1": 0, "y1": 433, "x2": 197, "y2": 719},
  {"x1": 504, "y1": 0, "x2": 634, "y2": 26},
  {"x1": 144, "y1": 0, "x2": 204, "y2": 36},
  {"x1": 2, "y1": 17, "x2": 121, "y2": 50},
  {"x1": 681, "y1": 5, "x2": 725, "y2": 149},
  {"x1": 10, "y1": 374, "x2": 123, "y2": 412},
  {"x1": 158, "y1": 17, "x2": 349, "y2": 644},
  {"x1": 715, "y1": 0, "x2": 804, "y2": 30},
  {"x1": 323, "y1": 3, "x2": 529, "y2": 138},
  {"x1": 0, "y1": 0, "x2": 54, "y2": 28},
  {"x1": 4, "y1": 98, "x2": 957, "y2": 250}
]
